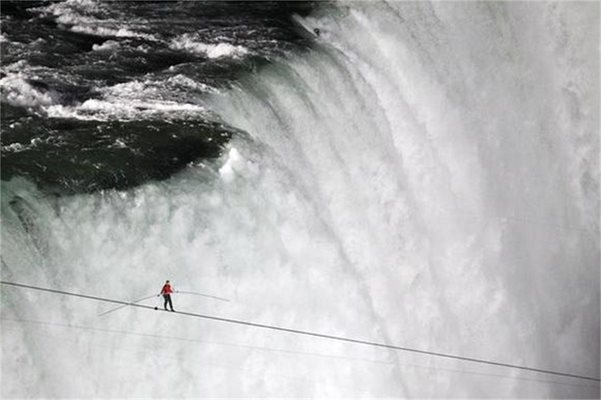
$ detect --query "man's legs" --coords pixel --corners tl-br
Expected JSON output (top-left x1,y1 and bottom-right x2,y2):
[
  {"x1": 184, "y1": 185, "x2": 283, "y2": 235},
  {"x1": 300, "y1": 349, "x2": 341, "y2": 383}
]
[{"x1": 166, "y1": 295, "x2": 174, "y2": 311}]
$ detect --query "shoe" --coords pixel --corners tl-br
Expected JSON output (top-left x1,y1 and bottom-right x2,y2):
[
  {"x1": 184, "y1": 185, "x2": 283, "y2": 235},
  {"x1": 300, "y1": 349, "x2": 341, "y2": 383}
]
[{"x1": 171, "y1": 309, "x2": 175, "y2": 312}]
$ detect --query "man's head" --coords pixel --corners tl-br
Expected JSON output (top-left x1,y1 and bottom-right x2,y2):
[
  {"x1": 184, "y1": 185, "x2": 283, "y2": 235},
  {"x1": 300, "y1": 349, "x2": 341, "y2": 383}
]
[{"x1": 166, "y1": 280, "x2": 170, "y2": 284}]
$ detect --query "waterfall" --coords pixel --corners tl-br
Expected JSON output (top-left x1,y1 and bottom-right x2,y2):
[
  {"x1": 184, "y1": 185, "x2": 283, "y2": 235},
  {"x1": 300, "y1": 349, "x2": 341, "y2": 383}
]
[{"x1": 1, "y1": 1, "x2": 598, "y2": 397}]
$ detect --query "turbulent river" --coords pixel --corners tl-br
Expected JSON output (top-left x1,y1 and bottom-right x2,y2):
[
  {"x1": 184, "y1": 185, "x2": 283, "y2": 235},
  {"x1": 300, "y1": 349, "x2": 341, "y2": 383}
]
[{"x1": 1, "y1": 1, "x2": 599, "y2": 397}]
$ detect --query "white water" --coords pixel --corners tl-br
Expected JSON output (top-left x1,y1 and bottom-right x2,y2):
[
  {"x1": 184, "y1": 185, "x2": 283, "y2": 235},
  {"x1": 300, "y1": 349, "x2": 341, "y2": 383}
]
[
  {"x1": 1, "y1": 2, "x2": 599, "y2": 398},
  {"x1": 170, "y1": 33, "x2": 250, "y2": 59},
  {"x1": 1, "y1": 69, "x2": 211, "y2": 121},
  {"x1": 39, "y1": 0, "x2": 159, "y2": 41}
]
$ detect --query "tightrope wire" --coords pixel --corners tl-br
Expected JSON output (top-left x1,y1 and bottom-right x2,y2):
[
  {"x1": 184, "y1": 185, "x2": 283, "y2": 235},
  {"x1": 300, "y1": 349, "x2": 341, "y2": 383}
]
[
  {"x1": 99, "y1": 291, "x2": 229, "y2": 316},
  {"x1": 1, "y1": 280, "x2": 599, "y2": 383},
  {"x1": 98, "y1": 294, "x2": 159, "y2": 316}
]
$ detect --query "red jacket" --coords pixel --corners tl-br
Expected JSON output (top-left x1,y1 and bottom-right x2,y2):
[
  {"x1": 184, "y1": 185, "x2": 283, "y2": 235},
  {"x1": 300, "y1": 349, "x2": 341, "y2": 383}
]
[{"x1": 161, "y1": 283, "x2": 173, "y2": 295}]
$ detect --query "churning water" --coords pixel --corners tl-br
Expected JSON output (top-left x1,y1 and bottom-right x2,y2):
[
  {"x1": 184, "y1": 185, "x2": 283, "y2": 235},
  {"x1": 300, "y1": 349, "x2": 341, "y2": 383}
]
[{"x1": 1, "y1": 1, "x2": 599, "y2": 397}]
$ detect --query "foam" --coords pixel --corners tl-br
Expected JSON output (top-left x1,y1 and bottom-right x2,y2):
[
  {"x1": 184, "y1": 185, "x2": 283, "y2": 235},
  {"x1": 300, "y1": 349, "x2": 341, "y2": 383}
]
[
  {"x1": 91, "y1": 40, "x2": 121, "y2": 52},
  {"x1": 0, "y1": 74, "x2": 209, "y2": 121},
  {"x1": 67, "y1": 24, "x2": 157, "y2": 41},
  {"x1": 170, "y1": 34, "x2": 249, "y2": 59},
  {"x1": 0, "y1": 73, "x2": 57, "y2": 110},
  {"x1": 1, "y1": 143, "x2": 27, "y2": 153},
  {"x1": 166, "y1": 74, "x2": 216, "y2": 93},
  {"x1": 39, "y1": 0, "x2": 157, "y2": 41},
  {"x1": 47, "y1": 98, "x2": 206, "y2": 121}
]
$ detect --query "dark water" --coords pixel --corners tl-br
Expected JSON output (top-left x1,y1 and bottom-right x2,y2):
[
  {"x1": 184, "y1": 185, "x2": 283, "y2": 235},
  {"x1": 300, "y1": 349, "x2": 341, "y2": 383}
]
[{"x1": 1, "y1": 0, "x2": 317, "y2": 193}]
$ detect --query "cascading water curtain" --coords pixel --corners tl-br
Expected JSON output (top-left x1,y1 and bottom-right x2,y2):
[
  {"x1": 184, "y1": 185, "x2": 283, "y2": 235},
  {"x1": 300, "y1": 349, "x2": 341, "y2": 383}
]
[{"x1": 1, "y1": 1, "x2": 599, "y2": 398}]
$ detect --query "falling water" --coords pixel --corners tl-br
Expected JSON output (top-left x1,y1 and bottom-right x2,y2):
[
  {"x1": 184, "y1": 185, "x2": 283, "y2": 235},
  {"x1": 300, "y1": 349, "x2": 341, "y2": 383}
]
[{"x1": 1, "y1": 1, "x2": 599, "y2": 397}]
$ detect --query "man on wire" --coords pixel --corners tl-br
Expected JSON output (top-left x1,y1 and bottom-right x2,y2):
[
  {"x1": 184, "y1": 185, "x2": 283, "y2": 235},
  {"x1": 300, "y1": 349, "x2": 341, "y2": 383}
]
[{"x1": 160, "y1": 280, "x2": 175, "y2": 312}]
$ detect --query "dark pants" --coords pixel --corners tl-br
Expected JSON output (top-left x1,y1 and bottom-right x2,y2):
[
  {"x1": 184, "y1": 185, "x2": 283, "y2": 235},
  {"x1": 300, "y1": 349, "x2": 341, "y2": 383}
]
[{"x1": 163, "y1": 294, "x2": 174, "y2": 311}]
